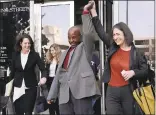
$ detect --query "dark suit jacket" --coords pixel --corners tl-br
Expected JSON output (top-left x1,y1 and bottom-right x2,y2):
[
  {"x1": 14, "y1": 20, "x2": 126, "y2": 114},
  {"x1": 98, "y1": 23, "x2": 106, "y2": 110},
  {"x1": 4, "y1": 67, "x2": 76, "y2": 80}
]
[
  {"x1": 10, "y1": 51, "x2": 47, "y2": 88},
  {"x1": 92, "y1": 16, "x2": 148, "y2": 83}
]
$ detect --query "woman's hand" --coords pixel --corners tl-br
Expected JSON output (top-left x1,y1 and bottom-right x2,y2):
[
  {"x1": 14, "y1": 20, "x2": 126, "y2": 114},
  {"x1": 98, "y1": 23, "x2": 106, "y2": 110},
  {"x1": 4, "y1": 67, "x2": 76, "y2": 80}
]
[
  {"x1": 121, "y1": 70, "x2": 135, "y2": 81},
  {"x1": 84, "y1": 0, "x2": 94, "y2": 11},
  {"x1": 89, "y1": 1, "x2": 98, "y2": 17},
  {"x1": 90, "y1": 0, "x2": 96, "y2": 11},
  {"x1": 38, "y1": 77, "x2": 47, "y2": 85}
]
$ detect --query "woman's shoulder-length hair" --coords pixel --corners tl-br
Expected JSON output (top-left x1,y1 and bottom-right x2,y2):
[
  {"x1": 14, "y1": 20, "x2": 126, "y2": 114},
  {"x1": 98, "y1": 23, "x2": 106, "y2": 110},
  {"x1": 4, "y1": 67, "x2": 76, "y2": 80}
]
[{"x1": 111, "y1": 22, "x2": 134, "y2": 46}]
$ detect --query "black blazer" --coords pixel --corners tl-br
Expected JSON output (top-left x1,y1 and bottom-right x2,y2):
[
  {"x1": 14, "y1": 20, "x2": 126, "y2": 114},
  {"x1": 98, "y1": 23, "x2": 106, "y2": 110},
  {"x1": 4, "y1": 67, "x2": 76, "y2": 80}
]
[
  {"x1": 92, "y1": 16, "x2": 148, "y2": 83},
  {"x1": 10, "y1": 51, "x2": 47, "y2": 88}
]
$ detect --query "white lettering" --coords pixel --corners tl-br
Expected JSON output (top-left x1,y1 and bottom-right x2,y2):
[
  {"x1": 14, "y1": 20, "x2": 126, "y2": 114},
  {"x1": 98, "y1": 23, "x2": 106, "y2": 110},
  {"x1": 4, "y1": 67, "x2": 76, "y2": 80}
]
[{"x1": 0, "y1": 7, "x2": 29, "y2": 13}]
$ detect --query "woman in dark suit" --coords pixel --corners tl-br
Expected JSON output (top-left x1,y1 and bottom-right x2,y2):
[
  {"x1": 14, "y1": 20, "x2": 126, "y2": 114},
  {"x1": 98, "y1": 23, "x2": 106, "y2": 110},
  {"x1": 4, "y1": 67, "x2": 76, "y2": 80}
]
[
  {"x1": 86, "y1": 1, "x2": 148, "y2": 114},
  {"x1": 10, "y1": 34, "x2": 47, "y2": 115},
  {"x1": 45, "y1": 44, "x2": 61, "y2": 115}
]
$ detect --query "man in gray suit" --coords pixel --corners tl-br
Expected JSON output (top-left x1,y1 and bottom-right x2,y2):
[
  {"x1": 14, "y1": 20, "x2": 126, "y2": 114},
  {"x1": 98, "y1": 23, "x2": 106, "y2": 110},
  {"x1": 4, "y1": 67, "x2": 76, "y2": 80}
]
[{"x1": 47, "y1": 2, "x2": 101, "y2": 114}]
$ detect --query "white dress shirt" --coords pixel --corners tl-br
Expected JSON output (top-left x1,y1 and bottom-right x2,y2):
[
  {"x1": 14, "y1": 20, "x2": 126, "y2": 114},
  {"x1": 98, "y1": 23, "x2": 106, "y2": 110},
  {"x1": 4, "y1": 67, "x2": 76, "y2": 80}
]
[{"x1": 49, "y1": 60, "x2": 57, "y2": 77}]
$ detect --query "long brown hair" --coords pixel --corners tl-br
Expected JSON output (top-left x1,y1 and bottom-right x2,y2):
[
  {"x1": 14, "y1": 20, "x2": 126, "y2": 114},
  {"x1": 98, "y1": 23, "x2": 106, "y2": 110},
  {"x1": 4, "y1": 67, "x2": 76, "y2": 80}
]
[
  {"x1": 45, "y1": 44, "x2": 61, "y2": 64},
  {"x1": 14, "y1": 34, "x2": 35, "y2": 52}
]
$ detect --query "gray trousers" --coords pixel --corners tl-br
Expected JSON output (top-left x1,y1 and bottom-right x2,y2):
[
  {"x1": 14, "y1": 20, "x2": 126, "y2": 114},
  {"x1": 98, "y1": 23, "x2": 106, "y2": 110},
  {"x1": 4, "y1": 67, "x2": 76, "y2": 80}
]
[
  {"x1": 106, "y1": 85, "x2": 134, "y2": 115},
  {"x1": 59, "y1": 89, "x2": 94, "y2": 115}
]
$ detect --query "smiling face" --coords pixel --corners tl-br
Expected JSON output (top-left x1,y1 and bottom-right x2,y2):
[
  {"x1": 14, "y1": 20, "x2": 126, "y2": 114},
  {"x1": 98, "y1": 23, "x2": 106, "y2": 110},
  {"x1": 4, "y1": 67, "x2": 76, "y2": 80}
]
[
  {"x1": 113, "y1": 28, "x2": 126, "y2": 46},
  {"x1": 68, "y1": 27, "x2": 81, "y2": 47},
  {"x1": 20, "y1": 38, "x2": 31, "y2": 52}
]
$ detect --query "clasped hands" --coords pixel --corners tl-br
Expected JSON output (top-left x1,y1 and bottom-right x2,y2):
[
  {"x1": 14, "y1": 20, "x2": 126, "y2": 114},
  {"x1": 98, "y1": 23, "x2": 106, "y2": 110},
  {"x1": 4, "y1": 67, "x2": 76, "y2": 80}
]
[
  {"x1": 38, "y1": 77, "x2": 47, "y2": 85},
  {"x1": 84, "y1": 0, "x2": 95, "y2": 11}
]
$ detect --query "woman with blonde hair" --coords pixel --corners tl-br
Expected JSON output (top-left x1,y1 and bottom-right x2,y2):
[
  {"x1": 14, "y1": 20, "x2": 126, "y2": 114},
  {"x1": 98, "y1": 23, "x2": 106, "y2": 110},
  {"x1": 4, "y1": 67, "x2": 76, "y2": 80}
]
[{"x1": 45, "y1": 43, "x2": 61, "y2": 115}]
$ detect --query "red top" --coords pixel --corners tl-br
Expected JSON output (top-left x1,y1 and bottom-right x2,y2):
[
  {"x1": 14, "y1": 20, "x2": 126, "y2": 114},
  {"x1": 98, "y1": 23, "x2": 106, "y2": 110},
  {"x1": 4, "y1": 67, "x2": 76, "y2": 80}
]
[{"x1": 109, "y1": 48, "x2": 130, "y2": 87}]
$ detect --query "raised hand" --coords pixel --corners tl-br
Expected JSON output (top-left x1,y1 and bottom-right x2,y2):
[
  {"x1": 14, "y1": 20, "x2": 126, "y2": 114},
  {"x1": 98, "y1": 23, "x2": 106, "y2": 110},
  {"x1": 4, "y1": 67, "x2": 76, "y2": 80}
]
[
  {"x1": 89, "y1": 0, "x2": 96, "y2": 11},
  {"x1": 88, "y1": 0, "x2": 97, "y2": 17},
  {"x1": 84, "y1": 1, "x2": 94, "y2": 11}
]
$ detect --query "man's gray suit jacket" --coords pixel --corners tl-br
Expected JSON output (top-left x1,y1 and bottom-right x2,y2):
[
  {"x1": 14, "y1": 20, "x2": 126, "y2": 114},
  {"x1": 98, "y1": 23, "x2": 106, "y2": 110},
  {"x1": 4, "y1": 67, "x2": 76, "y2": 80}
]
[{"x1": 47, "y1": 14, "x2": 101, "y2": 105}]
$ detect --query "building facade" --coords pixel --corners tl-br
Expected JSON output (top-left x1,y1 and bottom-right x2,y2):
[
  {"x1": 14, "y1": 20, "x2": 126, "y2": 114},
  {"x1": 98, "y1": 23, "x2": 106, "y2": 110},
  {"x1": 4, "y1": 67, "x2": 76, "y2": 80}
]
[{"x1": 0, "y1": 0, "x2": 155, "y2": 114}]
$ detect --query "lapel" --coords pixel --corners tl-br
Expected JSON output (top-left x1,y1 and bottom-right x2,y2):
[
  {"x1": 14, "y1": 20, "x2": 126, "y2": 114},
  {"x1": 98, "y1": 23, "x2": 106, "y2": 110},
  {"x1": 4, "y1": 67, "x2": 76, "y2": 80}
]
[
  {"x1": 17, "y1": 52, "x2": 23, "y2": 70},
  {"x1": 24, "y1": 51, "x2": 32, "y2": 70},
  {"x1": 46, "y1": 63, "x2": 50, "y2": 70},
  {"x1": 60, "y1": 46, "x2": 76, "y2": 70},
  {"x1": 68, "y1": 47, "x2": 76, "y2": 67},
  {"x1": 60, "y1": 49, "x2": 68, "y2": 70},
  {"x1": 108, "y1": 43, "x2": 119, "y2": 61},
  {"x1": 129, "y1": 44, "x2": 135, "y2": 70},
  {"x1": 16, "y1": 51, "x2": 33, "y2": 70}
]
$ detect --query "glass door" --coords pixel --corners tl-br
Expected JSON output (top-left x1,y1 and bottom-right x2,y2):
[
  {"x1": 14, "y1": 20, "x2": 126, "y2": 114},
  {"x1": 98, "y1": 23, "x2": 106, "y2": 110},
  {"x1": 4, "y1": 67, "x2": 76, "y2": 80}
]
[{"x1": 34, "y1": 1, "x2": 74, "y2": 62}]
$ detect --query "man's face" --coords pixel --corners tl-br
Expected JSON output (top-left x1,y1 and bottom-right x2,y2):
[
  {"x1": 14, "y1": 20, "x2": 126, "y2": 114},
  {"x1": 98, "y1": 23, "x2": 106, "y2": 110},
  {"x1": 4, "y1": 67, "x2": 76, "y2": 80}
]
[{"x1": 68, "y1": 28, "x2": 81, "y2": 46}]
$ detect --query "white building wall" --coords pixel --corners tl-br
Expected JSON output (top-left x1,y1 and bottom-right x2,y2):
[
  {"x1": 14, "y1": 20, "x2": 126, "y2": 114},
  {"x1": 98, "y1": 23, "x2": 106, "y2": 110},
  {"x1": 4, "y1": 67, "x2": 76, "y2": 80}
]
[
  {"x1": 113, "y1": 1, "x2": 155, "y2": 39},
  {"x1": 118, "y1": 1, "x2": 127, "y2": 24},
  {"x1": 113, "y1": 0, "x2": 155, "y2": 82}
]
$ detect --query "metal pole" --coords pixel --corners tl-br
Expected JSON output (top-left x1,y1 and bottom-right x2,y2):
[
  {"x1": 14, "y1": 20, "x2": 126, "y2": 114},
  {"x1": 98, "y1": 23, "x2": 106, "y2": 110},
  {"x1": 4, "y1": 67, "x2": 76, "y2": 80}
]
[
  {"x1": 30, "y1": 0, "x2": 34, "y2": 41},
  {"x1": 98, "y1": 0, "x2": 106, "y2": 114},
  {"x1": 126, "y1": 0, "x2": 128, "y2": 25}
]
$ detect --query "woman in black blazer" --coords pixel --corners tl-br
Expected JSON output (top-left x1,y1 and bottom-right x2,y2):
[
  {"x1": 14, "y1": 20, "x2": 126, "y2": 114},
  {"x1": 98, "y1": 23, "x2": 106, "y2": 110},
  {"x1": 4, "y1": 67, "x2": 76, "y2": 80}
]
[
  {"x1": 85, "y1": 1, "x2": 148, "y2": 114},
  {"x1": 10, "y1": 34, "x2": 47, "y2": 115},
  {"x1": 45, "y1": 44, "x2": 61, "y2": 115}
]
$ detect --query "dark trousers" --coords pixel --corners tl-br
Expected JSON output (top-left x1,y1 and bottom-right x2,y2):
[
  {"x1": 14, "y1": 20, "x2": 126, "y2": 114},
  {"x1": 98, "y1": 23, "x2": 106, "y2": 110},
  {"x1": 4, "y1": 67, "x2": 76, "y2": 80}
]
[
  {"x1": 0, "y1": 79, "x2": 7, "y2": 115},
  {"x1": 93, "y1": 97, "x2": 101, "y2": 115},
  {"x1": 46, "y1": 77, "x2": 60, "y2": 115},
  {"x1": 14, "y1": 87, "x2": 37, "y2": 115},
  {"x1": 106, "y1": 85, "x2": 134, "y2": 115},
  {"x1": 59, "y1": 89, "x2": 94, "y2": 115}
]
